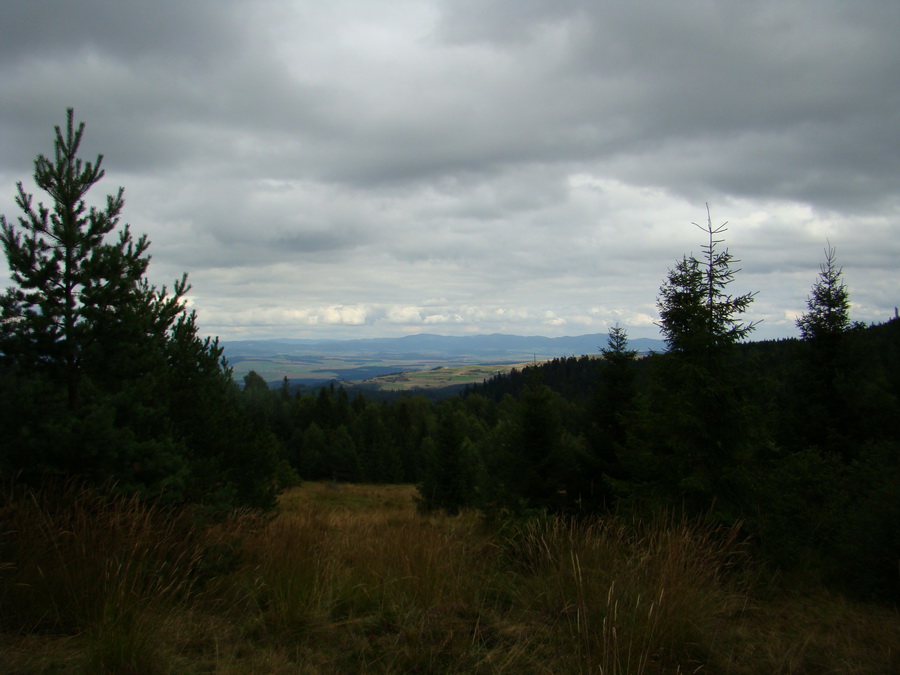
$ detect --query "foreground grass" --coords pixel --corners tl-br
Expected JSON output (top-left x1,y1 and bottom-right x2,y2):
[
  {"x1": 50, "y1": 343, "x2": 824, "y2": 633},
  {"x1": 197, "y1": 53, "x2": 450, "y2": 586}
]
[{"x1": 2, "y1": 482, "x2": 898, "y2": 674}]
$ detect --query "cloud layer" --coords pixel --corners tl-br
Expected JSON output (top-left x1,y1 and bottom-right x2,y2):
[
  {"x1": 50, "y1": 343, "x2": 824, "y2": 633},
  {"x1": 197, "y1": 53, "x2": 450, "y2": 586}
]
[{"x1": 2, "y1": 1, "x2": 898, "y2": 340}]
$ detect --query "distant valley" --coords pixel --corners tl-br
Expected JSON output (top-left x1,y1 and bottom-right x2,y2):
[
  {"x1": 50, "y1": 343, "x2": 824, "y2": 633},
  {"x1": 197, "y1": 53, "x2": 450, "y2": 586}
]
[{"x1": 222, "y1": 332, "x2": 665, "y2": 390}]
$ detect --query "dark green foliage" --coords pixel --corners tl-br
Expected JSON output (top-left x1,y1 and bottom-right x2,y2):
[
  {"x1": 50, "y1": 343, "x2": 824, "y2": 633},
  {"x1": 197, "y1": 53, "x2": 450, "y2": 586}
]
[
  {"x1": 797, "y1": 243, "x2": 855, "y2": 342},
  {"x1": 389, "y1": 394, "x2": 437, "y2": 482},
  {"x1": 355, "y1": 400, "x2": 403, "y2": 483},
  {"x1": 657, "y1": 207, "x2": 757, "y2": 357},
  {"x1": 324, "y1": 425, "x2": 362, "y2": 482},
  {"x1": 601, "y1": 323, "x2": 637, "y2": 364},
  {"x1": 833, "y1": 441, "x2": 900, "y2": 599},
  {"x1": 0, "y1": 110, "x2": 280, "y2": 511},
  {"x1": 788, "y1": 244, "x2": 871, "y2": 460},
  {"x1": 756, "y1": 446, "x2": 848, "y2": 567},
  {"x1": 243, "y1": 370, "x2": 270, "y2": 392},
  {"x1": 296, "y1": 422, "x2": 328, "y2": 480},
  {"x1": 757, "y1": 439, "x2": 900, "y2": 601},
  {"x1": 619, "y1": 356, "x2": 763, "y2": 520},
  {"x1": 582, "y1": 325, "x2": 638, "y2": 510},
  {"x1": 483, "y1": 375, "x2": 590, "y2": 513},
  {"x1": 417, "y1": 408, "x2": 482, "y2": 514},
  {"x1": 510, "y1": 381, "x2": 566, "y2": 505},
  {"x1": 623, "y1": 208, "x2": 762, "y2": 519},
  {"x1": 469, "y1": 356, "x2": 608, "y2": 404},
  {"x1": 0, "y1": 109, "x2": 161, "y2": 411}
]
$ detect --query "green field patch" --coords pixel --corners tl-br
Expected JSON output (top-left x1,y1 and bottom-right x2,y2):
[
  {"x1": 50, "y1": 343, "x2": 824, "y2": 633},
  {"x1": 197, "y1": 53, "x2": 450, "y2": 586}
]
[{"x1": 358, "y1": 362, "x2": 532, "y2": 391}]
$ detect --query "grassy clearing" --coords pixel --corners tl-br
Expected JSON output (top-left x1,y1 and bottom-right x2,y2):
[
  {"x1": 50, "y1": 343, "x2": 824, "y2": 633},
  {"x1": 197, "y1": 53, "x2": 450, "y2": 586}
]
[
  {"x1": 2, "y1": 482, "x2": 898, "y2": 673},
  {"x1": 360, "y1": 363, "x2": 533, "y2": 392}
]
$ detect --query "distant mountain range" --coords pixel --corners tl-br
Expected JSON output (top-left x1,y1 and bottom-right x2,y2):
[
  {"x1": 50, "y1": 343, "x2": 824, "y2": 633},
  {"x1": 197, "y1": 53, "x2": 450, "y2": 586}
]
[{"x1": 223, "y1": 332, "x2": 665, "y2": 362}]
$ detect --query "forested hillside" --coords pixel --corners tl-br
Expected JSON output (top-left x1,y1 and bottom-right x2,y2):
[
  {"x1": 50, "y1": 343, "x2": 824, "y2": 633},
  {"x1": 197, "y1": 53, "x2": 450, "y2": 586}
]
[{"x1": 232, "y1": 315, "x2": 899, "y2": 600}]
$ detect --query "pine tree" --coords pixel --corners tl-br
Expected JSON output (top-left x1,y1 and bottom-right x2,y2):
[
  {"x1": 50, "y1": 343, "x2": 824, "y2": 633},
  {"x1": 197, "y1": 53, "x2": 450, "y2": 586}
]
[
  {"x1": 656, "y1": 205, "x2": 757, "y2": 357},
  {"x1": 601, "y1": 323, "x2": 637, "y2": 365},
  {"x1": 625, "y1": 206, "x2": 763, "y2": 518},
  {"x1": 792, "y1": 243, "x2": 865, "y2": 459},
  {"x1": 797, "y1": 242, "x2": 855, "y2": 342},
  {"x1": 597, "y1": 324, "x2": 638, "y2": 439},
  {"x1": 586, "y1": 324, "x2": 638, "y2": 510},
  {"x1": 0, "y1": 109, "x2": 281, "y2": 509},
  {"x1": 0, "y1": 108, "x2": 185, "y2": 411}
]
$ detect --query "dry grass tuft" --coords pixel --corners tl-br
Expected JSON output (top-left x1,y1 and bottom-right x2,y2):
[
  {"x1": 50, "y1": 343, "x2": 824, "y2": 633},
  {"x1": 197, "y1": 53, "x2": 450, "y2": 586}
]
[
  {"x1": 0, "y1": 479, "x2": 245, "y2": 672},
  {"x1": 498, "y1": 514, "x2": 748, "y2": 674}
]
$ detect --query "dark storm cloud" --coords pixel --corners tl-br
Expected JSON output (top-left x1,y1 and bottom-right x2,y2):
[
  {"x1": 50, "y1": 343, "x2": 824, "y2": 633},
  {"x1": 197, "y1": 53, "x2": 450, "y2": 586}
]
[
  {"x1": 0, "y1": 0, "x2": 341, "y2": 177},
  {"x1": 434, "y1": 1, "x2": 900, "y2": 212}
]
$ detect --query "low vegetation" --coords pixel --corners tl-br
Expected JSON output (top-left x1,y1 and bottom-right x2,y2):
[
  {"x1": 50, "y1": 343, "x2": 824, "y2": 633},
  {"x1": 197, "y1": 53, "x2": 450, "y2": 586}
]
[{"x1": 3, "y1": 481, "x2": 898, "y2": 674}]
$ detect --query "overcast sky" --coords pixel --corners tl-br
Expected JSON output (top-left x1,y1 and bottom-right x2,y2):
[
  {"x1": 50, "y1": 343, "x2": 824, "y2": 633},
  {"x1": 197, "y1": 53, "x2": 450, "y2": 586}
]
[{"x1": 1, "y1": 1, "x2": 898, "y2": 342}]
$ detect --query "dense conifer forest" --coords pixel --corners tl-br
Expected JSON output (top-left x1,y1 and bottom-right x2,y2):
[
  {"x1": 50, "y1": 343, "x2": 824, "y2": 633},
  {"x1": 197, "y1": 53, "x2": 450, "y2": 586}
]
[{"x1": 2, "y1": 111, "x2": 898, "y2": 671}]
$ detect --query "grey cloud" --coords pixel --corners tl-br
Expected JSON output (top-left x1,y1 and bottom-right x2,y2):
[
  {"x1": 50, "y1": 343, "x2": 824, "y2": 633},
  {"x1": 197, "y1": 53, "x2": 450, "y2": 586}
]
[
  {"x1": 0, "y1": 1, "x2": 339, "y2": 177},
  {"x1": 2, "y1": 1, "x2": 898, "y2": 341},
  {"x1": 435, "y1": 0, "x2": 580, "y2": 45},
  {"x1": 432, "y1": 2, "x2": 900, "y2": 213},
  {"x1": 0, "y1": 0, "x2": 240, "y2": 65}
]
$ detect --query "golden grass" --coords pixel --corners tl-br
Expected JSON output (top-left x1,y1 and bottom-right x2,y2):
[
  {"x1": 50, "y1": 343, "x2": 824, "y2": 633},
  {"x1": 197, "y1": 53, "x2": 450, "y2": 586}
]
[
  {"x1": 278, "y1": 481, "x2": 419, "y2": 516},
  {"x1": 2, "y1": 481, "x2": 898, "y2": 674}
]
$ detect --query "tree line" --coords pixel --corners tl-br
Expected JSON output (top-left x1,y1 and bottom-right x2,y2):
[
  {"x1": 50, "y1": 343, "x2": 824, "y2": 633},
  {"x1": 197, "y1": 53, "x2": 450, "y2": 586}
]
[{"x1": 2, "y1": 111, "x2": 897, "y2": 600}]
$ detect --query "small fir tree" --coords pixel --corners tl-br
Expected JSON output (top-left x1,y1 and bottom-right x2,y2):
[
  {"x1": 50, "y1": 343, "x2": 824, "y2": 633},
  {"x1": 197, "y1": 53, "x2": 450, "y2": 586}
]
[
  {"x1": 797, "y1": 242, "x2": 856, "y2": 341},
  {"x1": 597, "y1": 323, "x2": 638, "y2": 439},
  {"x1": 792, "y1": 243, "x2": 865, "y2": 459},
  {"x1": 601, "y1": 323, "x2": 637, "y2": 365},
  {"x1": 624, "y1": 206, "x2": 763, "y2": 518},
  {"x1": 585, "y1": 324, "x2": 638, "y2": 510},
  {"x1": 656, "y1": 205, "x2": 757, "y2": 357}
]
